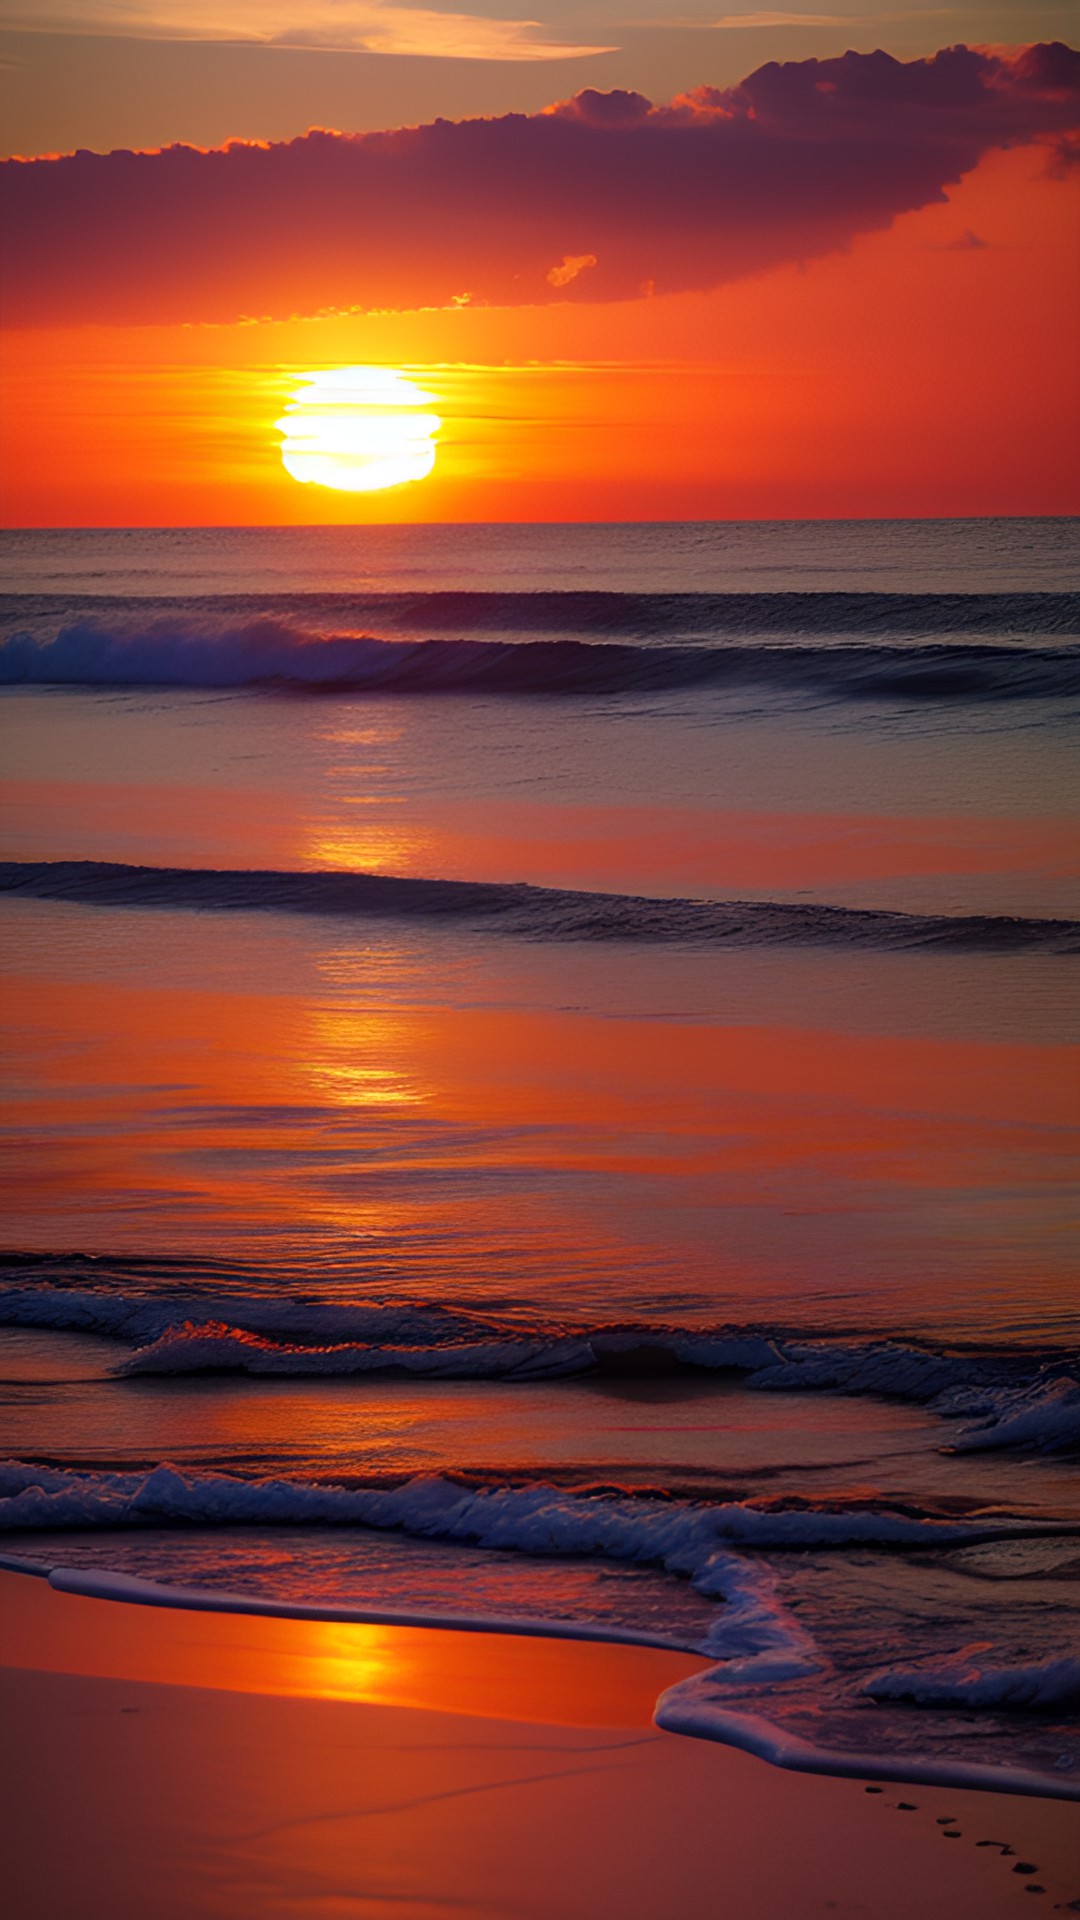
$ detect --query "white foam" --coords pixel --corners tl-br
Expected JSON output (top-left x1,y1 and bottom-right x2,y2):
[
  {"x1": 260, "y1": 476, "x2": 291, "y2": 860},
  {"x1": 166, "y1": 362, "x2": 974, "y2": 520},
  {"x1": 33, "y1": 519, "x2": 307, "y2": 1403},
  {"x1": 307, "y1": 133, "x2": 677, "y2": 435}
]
[
  {"x1": 5, "y1": 1465, "x2": 1078, "y2": 1801},
  {"x1": 4, "y1": 1546, "x2": 1075, "y2": 1802},
  {"x1": 0, "y1": 1461, "x2": 1032, "y2": 1555},
  {"x1": 2, "y1": 1285, "x2": 1076, "y2": 1451},
  {"x1": 0, "y1": 619, "x2": 398, "y2": 689},
  {"x1": 117, "y1": 1320, "x2": 594, "y2": 1380},
  {"x1": 0, "y1": 1286, "x2": 493, "y2": 1349},
  {"x1": 653, "y1": 1685, "x2": 1080, "y2": 1800},
  {"x1": 42, "y1": 1565, "x2": 690, "y2": 1649},
  {"x1": 865, "y1": 1647, "x2": 1080, "y2": 1711},
  {"x1": 0, "y1": 1464, "x2": 819, "y2": 1674},
  {"x1": 740, "y1": 1338, "x2": 1009, "y2": 1401},
  {"x1": 0, "y1": 1549, "x2": 51, "y2": 1576},
  {"x1": 950, "y1": 1376, "x2": 1080, "y2": 1453}
]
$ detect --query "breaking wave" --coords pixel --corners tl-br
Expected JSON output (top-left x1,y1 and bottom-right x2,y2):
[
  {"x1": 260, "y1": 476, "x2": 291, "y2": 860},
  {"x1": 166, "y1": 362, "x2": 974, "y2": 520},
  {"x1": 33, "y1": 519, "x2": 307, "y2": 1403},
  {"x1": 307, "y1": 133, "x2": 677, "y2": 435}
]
[
  {"x1": 2, "y1": 1459, "x2": 1014, "y2": 1554},
  {"x1": 3, "y1": 859, "x2": 1077, "y2": 953},
  {"x1": 2, "y1": 1282, "x2": 1076, "y2": 1451},
  {"x1": 3, "y1": 1463, "x2": 1078, "y2": 1797},
  {"x1": 864, "y1": 1650, "x2": 1080, "y2": 1712},
  {"x1": 0, "y1": 602, "x2": 1077, "y2": 701},
  {"x1": 118, "y1": 1319, "x2": 598, "y2": 1382}
]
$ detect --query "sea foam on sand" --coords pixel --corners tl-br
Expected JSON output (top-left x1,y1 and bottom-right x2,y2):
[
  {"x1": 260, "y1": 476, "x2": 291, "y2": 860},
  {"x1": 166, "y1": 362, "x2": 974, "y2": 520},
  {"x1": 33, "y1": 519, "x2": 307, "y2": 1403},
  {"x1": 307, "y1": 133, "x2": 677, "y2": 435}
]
[{"x1": 2, "y1": 1570, "x2": 1078, "y2": 1920}]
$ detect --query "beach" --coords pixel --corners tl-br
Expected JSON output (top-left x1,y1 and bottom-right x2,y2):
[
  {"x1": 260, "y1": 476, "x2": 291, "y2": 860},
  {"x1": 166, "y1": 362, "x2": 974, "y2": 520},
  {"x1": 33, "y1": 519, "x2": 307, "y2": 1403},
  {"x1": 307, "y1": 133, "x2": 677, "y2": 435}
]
[{"x1": 3, "y1": 1568, "x2": 1078, "y2": 1920}]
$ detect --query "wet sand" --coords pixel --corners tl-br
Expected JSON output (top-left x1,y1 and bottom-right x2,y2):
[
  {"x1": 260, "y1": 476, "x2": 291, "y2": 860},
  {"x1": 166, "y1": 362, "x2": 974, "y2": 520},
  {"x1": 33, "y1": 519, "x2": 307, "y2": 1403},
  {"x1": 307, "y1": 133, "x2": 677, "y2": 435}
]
[{"x1": 1, "y1": 1571, "x2": 1077, "y2": 1919}]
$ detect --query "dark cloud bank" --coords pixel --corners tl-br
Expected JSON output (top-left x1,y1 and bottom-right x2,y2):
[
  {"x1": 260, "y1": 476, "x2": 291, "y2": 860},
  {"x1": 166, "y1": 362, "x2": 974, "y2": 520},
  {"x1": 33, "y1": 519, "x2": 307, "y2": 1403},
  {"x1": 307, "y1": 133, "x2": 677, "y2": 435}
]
[{"x1": 2, "y1": 42, "x2": 1077, "y2": 326}]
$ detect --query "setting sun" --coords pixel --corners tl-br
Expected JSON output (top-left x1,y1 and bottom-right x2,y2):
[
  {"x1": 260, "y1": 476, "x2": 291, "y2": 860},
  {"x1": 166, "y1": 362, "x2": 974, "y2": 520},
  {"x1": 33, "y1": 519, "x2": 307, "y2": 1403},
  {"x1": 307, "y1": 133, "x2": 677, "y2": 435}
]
[{"x1": 276, "y1": 367, "x2": 441, "y2": 493}]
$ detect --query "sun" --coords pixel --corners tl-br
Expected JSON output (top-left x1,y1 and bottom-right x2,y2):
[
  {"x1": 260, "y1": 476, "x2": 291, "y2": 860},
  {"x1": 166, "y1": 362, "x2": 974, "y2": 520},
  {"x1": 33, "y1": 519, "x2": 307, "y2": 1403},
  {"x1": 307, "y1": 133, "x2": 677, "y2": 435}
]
[{"x1": 276, "y1": 367, "x2": 441, "y2": 493}]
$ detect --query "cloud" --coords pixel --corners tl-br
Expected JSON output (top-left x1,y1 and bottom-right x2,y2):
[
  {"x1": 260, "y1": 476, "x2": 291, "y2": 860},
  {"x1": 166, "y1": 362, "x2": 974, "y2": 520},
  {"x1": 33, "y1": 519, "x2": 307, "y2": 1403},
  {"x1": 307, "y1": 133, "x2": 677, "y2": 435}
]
[
  {"x1": 2, "y1": 42, "x2": 1077, "y2": 328},
  {"x1": 547, "y1": 253, "x2": 599, "y2": 286},
  {"x1": 710, "y1": 13, "x2": 848, "y2": 26},
  {"x1": 941, "y1": 226, "x2": 989, "y2": 250},
  {"x1": 0, "y1": 0, "x2": 614, "y2": 61}
]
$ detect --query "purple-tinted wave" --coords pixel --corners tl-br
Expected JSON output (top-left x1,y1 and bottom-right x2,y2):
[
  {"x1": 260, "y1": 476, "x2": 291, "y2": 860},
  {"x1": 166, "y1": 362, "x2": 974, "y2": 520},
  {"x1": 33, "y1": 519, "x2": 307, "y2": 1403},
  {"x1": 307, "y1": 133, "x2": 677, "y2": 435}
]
[
  {"x1": 2, "y1": 860, "x2": 1077, "y2": 952},
  {"x1": 1, "y1": 1276, "x2": 1075, "y2": 1450},
  {"x1": 0, "y1": 597, "x2": 1077, "y2": 700}
]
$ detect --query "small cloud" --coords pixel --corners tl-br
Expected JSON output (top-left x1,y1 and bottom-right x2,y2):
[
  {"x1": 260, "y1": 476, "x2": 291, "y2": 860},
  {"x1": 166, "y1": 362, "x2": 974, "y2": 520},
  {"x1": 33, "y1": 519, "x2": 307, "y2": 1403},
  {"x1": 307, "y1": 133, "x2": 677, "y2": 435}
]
[
  {"x1": 1044, "y1": 133, "x2": 1080, "y2": 176},
  {"x1": 547, "y1": 253, "x2": 598, "y2": 287},
  {"x1": 1, "y1": 0, "x2": 615, "y2": 62},
  {"x1": 710, "y1": 12, "x2": 847, "y2": 26},
  {"x1": 942, "y1": 228, "x2": 990, "y2": 251},
  {"x1": 552, "y1": 89, "x2": 652, "y2": 125}
]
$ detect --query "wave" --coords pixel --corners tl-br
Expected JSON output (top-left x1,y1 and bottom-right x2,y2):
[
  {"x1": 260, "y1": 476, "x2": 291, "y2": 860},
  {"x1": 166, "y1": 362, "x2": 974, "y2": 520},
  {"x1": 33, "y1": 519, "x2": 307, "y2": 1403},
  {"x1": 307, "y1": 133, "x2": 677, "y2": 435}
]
[
  {"x1": 864, "y1": 1649, "x2": 1080, "y2": 1712},
  {"x1": 4, "y1": 1463, "x2": 1078, "y2": 1798},
  {"x1": 113, "y1": 1323, "x2": 1080, "y2": 1458},
  {"x1": 14, "y1": 1563, "x2": 1080, "y2": 1715},
  {"x1": 118, "y1": 1319, "x2": 597, "y2": 1382},
  {"x1": 651, "y1": 1689, "x2": 1080, "y2": 1800},
  {"x1": 5, "y1": 1558, "x2": 698, "y2": 1651},
  {"x1": 4, "y1": 860, "x2": 1077, "y2": 953},
  {"x1": 0, "y1": 1273, "x2": 492, "y2": 1348},
  {"x1": 5, "y1": 1459, "x2": 1008, "y2": 1554},
  {"x1": 941, "y1": 1376, "x2": 1080, "y2": 1454},
  {"x1": 2, "y1": 1283, "x2": 1076, "y2": 1450},
  {"x1": 5, "y1": 587, "x2": 1078, "y2": 641},
  {"x1": 0, "y1": 612, "x2": 1077, "y2": 701}
]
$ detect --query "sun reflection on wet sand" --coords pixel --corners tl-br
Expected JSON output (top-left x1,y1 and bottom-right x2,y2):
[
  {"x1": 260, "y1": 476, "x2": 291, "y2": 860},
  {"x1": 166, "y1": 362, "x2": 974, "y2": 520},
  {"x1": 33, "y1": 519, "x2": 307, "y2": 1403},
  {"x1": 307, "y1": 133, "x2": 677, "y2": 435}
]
[
  {"x1": 0, "y1": 1573, "x2": 705, "y2": 1722},
  {"x1": 290, "y1": 1621, "x2": 408, "y2": 1702}
]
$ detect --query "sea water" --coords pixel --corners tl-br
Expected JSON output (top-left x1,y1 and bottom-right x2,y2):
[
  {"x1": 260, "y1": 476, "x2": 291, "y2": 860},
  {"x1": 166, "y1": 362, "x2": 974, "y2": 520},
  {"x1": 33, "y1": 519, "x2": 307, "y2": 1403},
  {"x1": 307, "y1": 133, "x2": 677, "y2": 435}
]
[{"x1": 0, "y1": 519, "x2": 1077, "y2": 1794}]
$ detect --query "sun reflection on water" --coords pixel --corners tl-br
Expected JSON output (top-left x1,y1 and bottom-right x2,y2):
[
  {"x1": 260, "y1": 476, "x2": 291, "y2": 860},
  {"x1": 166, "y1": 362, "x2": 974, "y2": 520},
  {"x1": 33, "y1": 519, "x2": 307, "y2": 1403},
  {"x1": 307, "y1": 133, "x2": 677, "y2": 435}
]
[
  {"x1": 304, "y1": 1005, "x2": 425, "y2": 1110},
  {"x1": 303, "y1": 821, "x2": 433, "y2": 876}
]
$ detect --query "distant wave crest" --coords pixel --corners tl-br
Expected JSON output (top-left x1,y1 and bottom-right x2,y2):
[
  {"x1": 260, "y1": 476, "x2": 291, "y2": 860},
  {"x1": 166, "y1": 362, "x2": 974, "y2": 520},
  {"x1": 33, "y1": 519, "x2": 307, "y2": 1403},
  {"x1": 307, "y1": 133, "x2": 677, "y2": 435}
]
[
  {"x1": 3, "y1": 859, "x2": 1077, "y2": 953},
  {"x1": 1, "y1": 1280, "x2": 1075, "y2": 1451},
  {"x1": 0, "y1": 598, "x2": 1077, "y2": 700}
]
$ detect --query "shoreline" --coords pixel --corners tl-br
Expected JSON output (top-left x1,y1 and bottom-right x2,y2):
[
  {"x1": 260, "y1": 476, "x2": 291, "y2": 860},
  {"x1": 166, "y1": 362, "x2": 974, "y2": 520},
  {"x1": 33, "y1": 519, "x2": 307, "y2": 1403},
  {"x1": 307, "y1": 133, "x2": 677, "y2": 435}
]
[
  {"x1": 3, "y1": 1555, "x2": 1078, "y2": 1805},
  {"x1": 2, "y1": 1568, "x2": 1077, "y2": 1920}
]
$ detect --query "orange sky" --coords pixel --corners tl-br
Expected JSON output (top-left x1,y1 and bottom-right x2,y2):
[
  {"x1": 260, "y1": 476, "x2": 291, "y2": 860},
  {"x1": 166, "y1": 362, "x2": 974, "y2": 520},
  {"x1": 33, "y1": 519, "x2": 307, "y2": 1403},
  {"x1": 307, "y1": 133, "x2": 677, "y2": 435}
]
[{"x1": 2, "y1": 135, "x2": 1077, "y2": 524}]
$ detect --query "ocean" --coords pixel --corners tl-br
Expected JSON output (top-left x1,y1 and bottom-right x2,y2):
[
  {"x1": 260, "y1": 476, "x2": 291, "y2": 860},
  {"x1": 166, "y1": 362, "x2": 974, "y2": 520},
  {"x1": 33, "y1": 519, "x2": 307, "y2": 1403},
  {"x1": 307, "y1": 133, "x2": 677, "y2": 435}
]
[{"x1": 0, "y1": 518, "x2": 1077, "y2": 1795}]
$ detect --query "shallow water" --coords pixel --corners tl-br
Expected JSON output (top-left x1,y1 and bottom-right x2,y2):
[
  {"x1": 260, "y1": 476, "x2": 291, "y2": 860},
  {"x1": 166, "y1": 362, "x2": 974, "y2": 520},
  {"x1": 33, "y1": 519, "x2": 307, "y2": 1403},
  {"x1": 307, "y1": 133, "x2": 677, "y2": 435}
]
[{"x1": 1, "y1": 520, "x2": 1077, "y2": 1794}]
